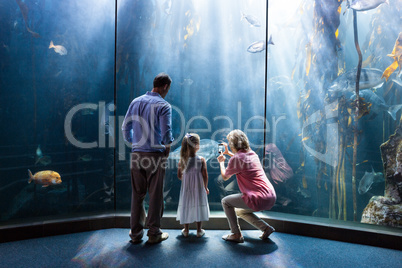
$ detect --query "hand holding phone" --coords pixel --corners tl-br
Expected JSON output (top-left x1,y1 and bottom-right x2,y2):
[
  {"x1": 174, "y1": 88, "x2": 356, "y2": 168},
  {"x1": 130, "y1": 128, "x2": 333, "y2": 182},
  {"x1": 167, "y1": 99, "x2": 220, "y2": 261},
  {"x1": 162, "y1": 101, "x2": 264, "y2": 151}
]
[{"x1": 218, "y1": 143, "x2": 225, "y2": 154}]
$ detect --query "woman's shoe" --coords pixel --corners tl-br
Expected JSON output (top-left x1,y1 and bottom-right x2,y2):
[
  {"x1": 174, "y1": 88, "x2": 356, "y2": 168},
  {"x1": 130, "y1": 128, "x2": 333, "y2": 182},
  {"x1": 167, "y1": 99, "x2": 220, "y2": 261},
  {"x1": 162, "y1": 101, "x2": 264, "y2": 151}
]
[
  {"x1": 260, "y1": 226, "x2": 275, "y2": 240},
  {"x1": 222, "y1": 233, "x2": 244, "y2": 243},
  {"x1": 196, "y1": 229, "x2": 205, "y2": 238},
  {"x1": 182, "y1": 228, "x2": 189, "y2": 237}
]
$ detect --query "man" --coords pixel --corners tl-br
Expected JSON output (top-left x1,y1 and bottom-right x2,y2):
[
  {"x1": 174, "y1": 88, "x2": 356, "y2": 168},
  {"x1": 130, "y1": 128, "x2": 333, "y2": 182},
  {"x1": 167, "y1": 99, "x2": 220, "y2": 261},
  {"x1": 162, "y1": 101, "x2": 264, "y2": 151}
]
[{"x1": 122, "y1": 73, "x2": 174, "y2": 244}]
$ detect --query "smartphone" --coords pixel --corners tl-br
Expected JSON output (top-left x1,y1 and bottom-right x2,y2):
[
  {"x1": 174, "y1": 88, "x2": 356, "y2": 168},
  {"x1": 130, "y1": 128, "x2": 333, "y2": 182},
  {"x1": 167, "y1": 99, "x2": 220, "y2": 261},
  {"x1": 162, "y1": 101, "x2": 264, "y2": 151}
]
[{"x1": 218, "y1": 143, "x2": 225, "y2": 154}]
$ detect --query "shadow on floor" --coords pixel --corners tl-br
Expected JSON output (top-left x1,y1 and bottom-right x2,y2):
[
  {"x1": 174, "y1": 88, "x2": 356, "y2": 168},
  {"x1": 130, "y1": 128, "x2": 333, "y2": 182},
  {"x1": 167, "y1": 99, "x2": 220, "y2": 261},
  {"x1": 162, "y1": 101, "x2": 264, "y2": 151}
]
[
  {"x1": 229, "y1": 237, "x2": 278, "y2": 255},
  {"x1": 125, "y1": 232, "x2": 278, "y2": 258}
]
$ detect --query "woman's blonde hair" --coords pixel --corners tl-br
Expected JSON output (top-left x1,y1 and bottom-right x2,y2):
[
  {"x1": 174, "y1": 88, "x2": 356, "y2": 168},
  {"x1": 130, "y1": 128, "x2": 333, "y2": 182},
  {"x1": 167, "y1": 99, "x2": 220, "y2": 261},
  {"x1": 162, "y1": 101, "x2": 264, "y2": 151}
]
[
  {"x1": 179, "y1": 133, "x2": 200, "y2": 170},
  {"x1": 227, "y1": 129, "x2": 250, "y2": 152}
]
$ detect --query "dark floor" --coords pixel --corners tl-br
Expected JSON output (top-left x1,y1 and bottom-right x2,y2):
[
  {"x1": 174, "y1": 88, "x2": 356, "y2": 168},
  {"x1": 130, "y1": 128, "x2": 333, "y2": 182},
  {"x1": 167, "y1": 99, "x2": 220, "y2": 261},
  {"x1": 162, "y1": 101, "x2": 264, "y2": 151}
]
[{"x1": 1, "y1": 228, "x2": 401, "y2": 268}]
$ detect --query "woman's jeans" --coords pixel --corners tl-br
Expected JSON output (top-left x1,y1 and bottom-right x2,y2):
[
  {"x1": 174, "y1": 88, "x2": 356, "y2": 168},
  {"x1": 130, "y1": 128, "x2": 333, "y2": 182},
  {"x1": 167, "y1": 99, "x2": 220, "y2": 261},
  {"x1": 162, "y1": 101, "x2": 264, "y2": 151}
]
[{"x1": 222, "y1": 193, "x2": 270, "y2": 234}]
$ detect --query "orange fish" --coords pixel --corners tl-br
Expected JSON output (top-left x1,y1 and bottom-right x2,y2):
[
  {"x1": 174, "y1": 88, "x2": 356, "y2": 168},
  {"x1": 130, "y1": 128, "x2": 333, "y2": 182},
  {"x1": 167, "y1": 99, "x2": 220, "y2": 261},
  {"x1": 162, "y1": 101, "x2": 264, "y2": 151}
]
[
  {"x1": 28, "y1": 169, "x2": 62, "y2": 187},
  {"x1": 382, "y1": 32, "x2": 402, "y2": 81}
]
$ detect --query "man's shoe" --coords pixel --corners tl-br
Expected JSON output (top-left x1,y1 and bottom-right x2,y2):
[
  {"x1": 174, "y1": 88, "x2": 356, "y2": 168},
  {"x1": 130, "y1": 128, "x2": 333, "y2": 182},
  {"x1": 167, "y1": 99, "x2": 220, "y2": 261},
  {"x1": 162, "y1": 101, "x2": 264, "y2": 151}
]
[
  {"x1": 129, "y1": 230, "x2": 143, "y2": 244},
  {"x1": 147, "y1": 232, "x2": 169, "y2": 244}
]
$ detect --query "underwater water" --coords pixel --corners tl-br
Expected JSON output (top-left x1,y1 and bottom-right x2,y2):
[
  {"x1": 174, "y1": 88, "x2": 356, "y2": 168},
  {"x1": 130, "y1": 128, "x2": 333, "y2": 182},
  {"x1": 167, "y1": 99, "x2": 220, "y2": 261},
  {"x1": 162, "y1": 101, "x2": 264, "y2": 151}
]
[{"x1": 0, "y1": 0, "x2": 401, "y2": 231}]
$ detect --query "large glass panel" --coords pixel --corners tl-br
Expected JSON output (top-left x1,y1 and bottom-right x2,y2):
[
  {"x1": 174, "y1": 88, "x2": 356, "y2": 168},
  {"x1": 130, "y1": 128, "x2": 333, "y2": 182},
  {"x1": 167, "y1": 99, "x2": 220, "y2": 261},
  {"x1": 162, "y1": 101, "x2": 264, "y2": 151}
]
[
  {"x1": 0, "y1": 0, "x2": 115, "y2": 225},
  {"x1": 0, "y1": 0, "x2": 400, "y2": 236},
  {"x1": 116, "y1": 0, "x2": 267, "y2": 213},
  {"x1": 265, "y1": 0, "x2": 402, "y2": 229}
]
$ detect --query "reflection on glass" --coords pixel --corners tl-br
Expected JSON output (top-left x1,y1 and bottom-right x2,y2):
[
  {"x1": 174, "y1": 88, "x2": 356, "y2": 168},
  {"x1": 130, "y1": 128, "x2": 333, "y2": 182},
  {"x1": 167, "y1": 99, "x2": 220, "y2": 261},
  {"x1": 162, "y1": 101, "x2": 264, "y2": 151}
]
[{"x1": 0, "y1": 0, "x2": 401, "y2": 234}]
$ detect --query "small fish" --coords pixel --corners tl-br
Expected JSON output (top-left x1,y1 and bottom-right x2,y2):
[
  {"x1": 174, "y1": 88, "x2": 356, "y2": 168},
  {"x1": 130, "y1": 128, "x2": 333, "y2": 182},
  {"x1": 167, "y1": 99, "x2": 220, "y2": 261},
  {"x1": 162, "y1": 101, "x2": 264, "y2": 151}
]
[
  {"x1": 49, "y1": 41, "x2": 67, "y2": 56},
  {"x1": 357, "y1": 160, "x2": 369, "y2": 166},
  {"x1": 103, "y1": 182, "x2": 114, "y2": 196},
  {"x1": 297, "y1": 186, "x2": 311, "y2": 198},
  {"x1": 28, "y1": 169, "x2": 62, "y2": 187},
  {"x1": 241, "y1": 12, "x2": 261, "y2": 27},
  {"x1": 163, "y1": 188, "x2": 170, "y2": 199},
  {"x1": 247, "y1": 35, "x2": 274, "y2": 53},
  {"x1": 276, "y1": 196, "x2": 292, "y2": 206},
  {"x1": 2, "y1": 43, "x2": 10, "y2": 53},
  {"x1": 82, "y1": 109, "x2": 95, "y2": 116},
  {"x1": 99, "y1": 101, "x2": 115, "y2": 136},
  {"x1": 358, "y1": 167, "x2": 384, "y2": 194},
  {"x1": 180, "y1": 78, "x2": 194, "y2": 86},
  {"x1": 78, "y1": 154, "x2": 93, "y2": 162},
  {"x1": 36, "y1": 145, "x2": 42, "y2": 158},
  {"x1": 54, "y1": 70, "x2": 63, "y2": 77},
  {"x1": 268, "y1": 75, "x2": 294, "y2": 92},
  {"x1": 328, "y1": 68, "x2": 384, "y2": 95},
  {"x1": 35, "y1": 155, "x2": 52, "y2": 166},
  {"x1": 347, "y1": 0, "x2": 389, "y2": 11}
]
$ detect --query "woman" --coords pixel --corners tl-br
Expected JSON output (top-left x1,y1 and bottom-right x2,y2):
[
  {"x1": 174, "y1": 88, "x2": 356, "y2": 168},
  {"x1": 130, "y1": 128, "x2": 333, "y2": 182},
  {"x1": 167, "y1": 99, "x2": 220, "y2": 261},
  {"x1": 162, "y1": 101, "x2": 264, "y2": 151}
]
[{"x1": 217, "y1": 129, "x2": 276, "y2": 243}]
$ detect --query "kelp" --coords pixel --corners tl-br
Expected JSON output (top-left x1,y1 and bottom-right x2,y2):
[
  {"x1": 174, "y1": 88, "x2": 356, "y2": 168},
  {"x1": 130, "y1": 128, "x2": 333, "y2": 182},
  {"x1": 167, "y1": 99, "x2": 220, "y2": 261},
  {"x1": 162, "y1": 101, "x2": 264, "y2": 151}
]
[{"x1": 352, "y1": 9, "x2": 363, "y2": 221}]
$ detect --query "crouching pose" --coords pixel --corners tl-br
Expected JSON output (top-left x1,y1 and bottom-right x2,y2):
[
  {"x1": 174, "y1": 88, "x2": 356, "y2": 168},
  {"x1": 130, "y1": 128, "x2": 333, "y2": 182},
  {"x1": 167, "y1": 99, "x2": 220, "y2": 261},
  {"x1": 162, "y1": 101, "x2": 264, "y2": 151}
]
[{"x1": 217, "y1": 129, "x2": 276, "y2": 243}]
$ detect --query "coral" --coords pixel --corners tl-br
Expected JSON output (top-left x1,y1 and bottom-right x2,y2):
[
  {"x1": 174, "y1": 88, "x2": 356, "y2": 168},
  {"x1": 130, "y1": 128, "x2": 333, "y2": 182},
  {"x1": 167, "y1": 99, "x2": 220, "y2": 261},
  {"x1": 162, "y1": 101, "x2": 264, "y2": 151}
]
[{"x1": 361, "y1": 127, "x2": 402, "y2": 227}]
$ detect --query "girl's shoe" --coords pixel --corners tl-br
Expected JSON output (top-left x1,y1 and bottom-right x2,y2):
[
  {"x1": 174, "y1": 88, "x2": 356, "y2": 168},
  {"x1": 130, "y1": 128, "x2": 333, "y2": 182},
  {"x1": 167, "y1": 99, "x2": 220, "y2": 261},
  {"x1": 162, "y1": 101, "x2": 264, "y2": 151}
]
[
  {"x1": 182, "y1": 228, "x2": 189, "y2": 237},
  {"x1": 260, "y1": 226, "x2": 275, "y2": 240},
  {"x1": 196, "y1": 229, "x2": 205, "y2": 238}
]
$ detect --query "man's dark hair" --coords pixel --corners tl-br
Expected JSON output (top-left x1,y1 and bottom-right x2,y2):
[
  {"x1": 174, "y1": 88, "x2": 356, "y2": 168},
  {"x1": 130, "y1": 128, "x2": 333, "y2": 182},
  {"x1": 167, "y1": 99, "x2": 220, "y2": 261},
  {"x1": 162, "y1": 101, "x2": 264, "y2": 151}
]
[{"x1": 153, "y1": 73, "x2": 172, "y2": 88}]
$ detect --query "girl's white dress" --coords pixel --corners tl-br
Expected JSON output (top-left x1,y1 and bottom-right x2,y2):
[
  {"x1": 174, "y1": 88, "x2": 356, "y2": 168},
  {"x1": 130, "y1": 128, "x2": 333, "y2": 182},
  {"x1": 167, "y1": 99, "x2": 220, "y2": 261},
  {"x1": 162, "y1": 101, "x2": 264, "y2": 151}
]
[{"x1": 176, "y1": 156, "x2": 210, "y2": 224}]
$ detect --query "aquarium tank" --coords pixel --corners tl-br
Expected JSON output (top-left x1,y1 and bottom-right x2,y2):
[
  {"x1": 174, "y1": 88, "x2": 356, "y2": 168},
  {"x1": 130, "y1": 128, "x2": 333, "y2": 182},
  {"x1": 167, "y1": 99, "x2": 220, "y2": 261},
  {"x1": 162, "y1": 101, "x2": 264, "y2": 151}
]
[{"x1": 0, "y1": 0, "x2": 401, "y2": 233}]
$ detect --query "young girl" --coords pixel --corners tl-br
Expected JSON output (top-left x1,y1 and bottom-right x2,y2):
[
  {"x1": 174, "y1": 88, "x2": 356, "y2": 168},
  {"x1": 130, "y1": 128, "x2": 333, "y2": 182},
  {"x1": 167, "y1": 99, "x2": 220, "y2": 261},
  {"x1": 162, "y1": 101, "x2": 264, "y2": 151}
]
[{"x1": 176, "y1": 133, "x2": 210, "y2": 238}]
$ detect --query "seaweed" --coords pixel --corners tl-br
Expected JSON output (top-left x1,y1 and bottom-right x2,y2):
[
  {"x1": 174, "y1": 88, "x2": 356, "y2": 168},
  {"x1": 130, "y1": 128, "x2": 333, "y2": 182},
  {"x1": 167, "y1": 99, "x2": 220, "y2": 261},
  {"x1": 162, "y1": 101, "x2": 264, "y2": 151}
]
[{"x1": 351, "y1": 9, "x2": 363, "y2": 221}]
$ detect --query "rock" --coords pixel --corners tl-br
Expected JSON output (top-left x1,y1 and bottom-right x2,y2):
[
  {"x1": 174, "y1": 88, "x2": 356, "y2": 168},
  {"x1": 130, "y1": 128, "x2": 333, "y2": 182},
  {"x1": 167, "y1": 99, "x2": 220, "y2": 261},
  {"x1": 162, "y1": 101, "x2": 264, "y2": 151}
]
[
  {"x1": 380, "y1": 127, "x2": 402, "y2": 202},
  {"x1": 361, "y1": 196, "x2": 402, "y2": 227},
  {"x1": 361, "y1": 127, "x2": 402, "y2": 227}
]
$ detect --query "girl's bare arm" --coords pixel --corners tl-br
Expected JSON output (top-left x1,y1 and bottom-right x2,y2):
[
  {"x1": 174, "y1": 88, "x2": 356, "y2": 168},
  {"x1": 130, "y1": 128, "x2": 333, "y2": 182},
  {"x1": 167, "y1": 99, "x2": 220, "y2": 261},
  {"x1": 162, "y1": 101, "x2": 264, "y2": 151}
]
[
  {"x1": 201, "y1": 157, "x2": 209, "y2": 194},
  {"x1": 177, "y1": 163, "x2": 183, "y2": 180}
]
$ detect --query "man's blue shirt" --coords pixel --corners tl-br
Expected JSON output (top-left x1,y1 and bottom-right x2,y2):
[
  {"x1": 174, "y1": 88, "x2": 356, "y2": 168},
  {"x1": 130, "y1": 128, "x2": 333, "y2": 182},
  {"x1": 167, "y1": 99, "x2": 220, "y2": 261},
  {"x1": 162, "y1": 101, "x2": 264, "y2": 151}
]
[{"x1": 121, "y1": 91, "x2": 174, "y2": 152}]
